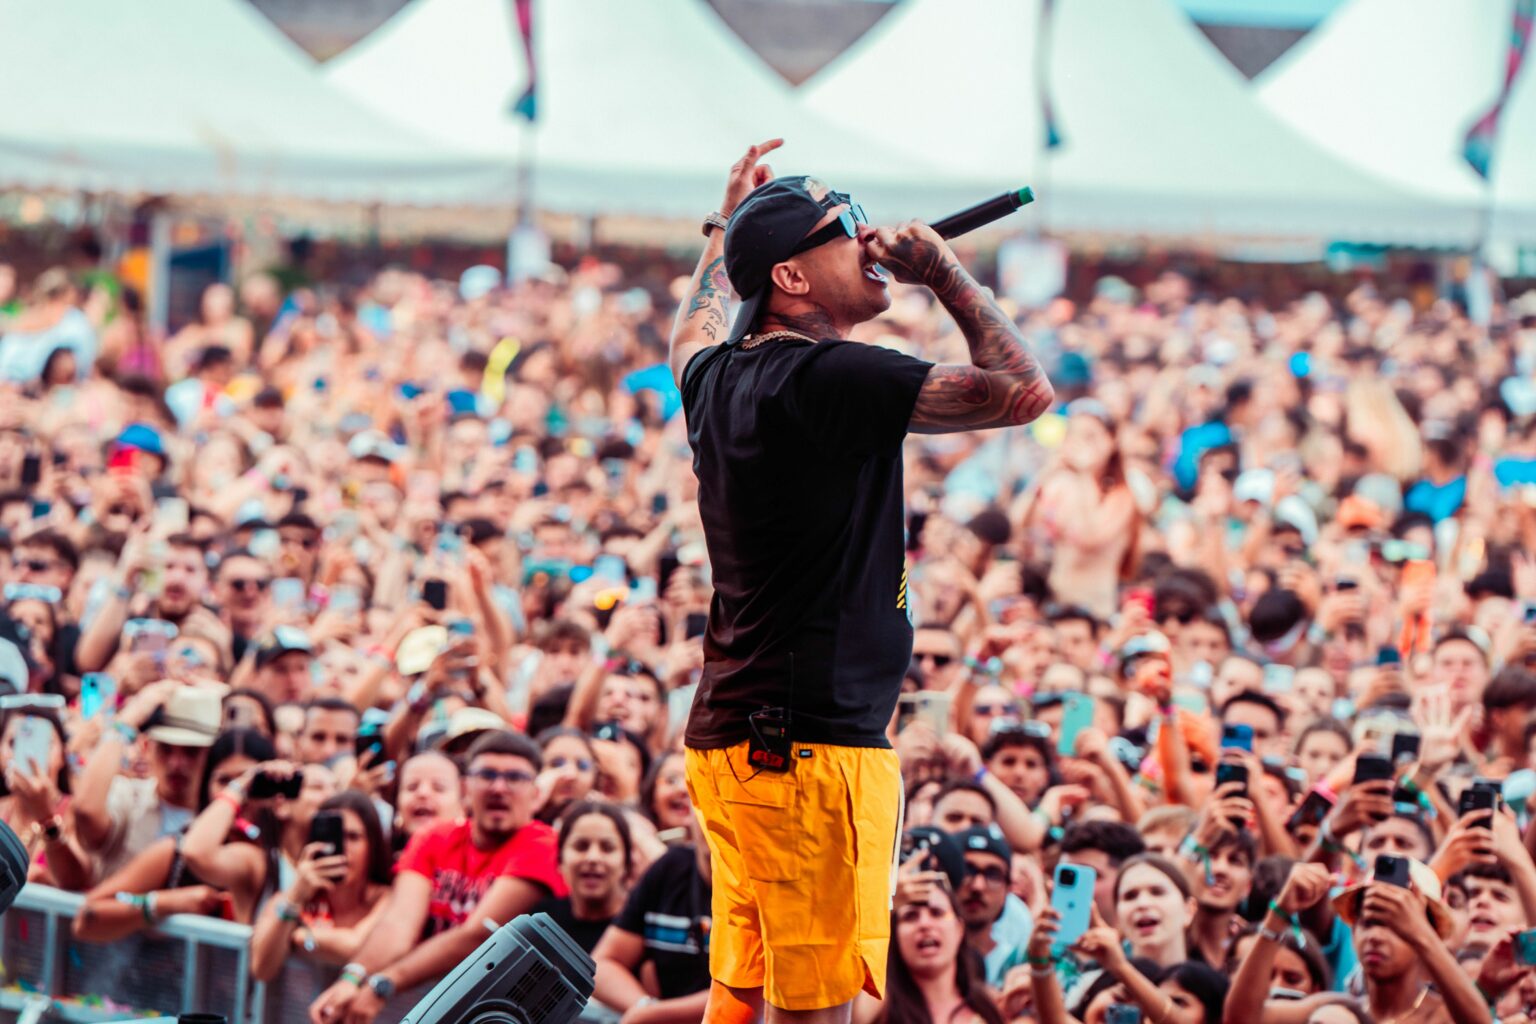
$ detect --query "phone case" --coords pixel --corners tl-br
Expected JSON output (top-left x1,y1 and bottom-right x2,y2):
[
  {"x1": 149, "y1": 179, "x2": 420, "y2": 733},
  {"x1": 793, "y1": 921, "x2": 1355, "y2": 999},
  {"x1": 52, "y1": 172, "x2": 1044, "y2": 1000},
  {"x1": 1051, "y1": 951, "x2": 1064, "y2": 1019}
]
[
  {"x1": 1057, "y1": 693, "x2": 1094, "y2": 757},
  {"x1": 1051, "y1": 862, "x2": 1097, "y2": 949},
  {"x1": 13, "y1": 719, "x2": 51, "y2": 778}
]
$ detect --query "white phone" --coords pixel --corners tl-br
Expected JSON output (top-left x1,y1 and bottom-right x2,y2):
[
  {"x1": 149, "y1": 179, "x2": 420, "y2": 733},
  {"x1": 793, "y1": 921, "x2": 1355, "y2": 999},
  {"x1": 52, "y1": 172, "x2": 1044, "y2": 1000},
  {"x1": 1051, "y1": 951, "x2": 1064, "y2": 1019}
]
[{"x1": 13, "y1": 717, "x2": 53, "y2": 779}]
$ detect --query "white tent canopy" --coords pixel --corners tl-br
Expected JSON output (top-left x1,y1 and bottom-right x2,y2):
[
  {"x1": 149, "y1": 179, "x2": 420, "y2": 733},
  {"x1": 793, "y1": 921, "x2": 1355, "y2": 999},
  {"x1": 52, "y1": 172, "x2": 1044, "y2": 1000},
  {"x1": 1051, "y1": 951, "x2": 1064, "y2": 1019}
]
[
  {"x1": 801, "y1": 0, "x2": 1481, "y2": 244},
  {"x1": 1257, "y1": 0, "x2": 1536, "y2": 243},
  {"x1": 0, "y1": 0, "x2": 510, "y2": 204},
  {"x1": 324, "y1": 0, "x2": 976, "y2": 220}
]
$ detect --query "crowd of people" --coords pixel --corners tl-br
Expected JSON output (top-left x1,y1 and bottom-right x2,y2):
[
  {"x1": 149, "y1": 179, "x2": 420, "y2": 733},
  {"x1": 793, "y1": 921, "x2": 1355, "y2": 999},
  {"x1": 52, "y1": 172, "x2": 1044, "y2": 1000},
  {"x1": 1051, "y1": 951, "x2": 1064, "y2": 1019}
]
[{"x1": 0, "y1": 244, "x2": 1535, "y2": 1024}]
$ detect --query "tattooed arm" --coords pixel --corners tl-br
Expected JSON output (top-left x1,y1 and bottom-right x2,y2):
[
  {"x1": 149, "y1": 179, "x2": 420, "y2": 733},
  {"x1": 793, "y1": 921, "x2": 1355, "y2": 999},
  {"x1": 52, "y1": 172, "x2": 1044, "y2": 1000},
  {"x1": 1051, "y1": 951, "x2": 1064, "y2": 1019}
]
[
  {"x1": 669, "y1": 138, "x2": 782, "y2": 387},
  {"x1": 866, "y1": 222, "x2": 1054, "y2": 433}
]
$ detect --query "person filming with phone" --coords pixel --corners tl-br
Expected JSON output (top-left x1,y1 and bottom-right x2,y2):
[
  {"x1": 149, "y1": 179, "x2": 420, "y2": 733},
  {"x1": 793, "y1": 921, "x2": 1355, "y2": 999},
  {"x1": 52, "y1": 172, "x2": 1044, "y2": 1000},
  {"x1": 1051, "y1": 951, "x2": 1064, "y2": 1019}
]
[{"x1": 673, "y1": 139, "x2": 1053, "y2": 1024}]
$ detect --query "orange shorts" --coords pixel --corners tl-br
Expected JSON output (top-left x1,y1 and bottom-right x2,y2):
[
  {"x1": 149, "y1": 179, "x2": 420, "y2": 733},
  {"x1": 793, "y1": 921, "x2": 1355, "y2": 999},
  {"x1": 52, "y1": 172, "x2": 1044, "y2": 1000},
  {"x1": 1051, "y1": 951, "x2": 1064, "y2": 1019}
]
[{"x1": 685, "y1": 741, "x2": 904, "y2": 1011}]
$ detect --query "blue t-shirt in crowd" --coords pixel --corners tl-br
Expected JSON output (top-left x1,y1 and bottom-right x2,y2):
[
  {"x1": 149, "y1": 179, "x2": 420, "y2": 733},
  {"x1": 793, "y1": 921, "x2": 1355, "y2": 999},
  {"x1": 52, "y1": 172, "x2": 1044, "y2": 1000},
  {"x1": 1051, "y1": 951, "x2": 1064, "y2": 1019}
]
[{"x1": 1404, "y1": 476, "x2": 1466, "y2": 523}]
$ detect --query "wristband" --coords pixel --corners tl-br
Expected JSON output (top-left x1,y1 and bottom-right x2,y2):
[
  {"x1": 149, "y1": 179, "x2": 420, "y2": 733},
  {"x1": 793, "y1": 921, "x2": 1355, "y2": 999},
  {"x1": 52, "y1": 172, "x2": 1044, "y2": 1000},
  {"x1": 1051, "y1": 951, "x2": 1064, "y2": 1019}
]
[
  {"x1": 1266, "y1": 899, "x2": 1306, "y2": 949},
  {"x1": 701, "y1": 212, "x2": 728, "y2": 237},
  {"x1": 973, "y1": 767, "x2": 988, "y2": 785},
  {"x1": 340, "y1": 963, "x2": 369, "y2": 986},
  {"x1": 1026, "y1": 955, "x2": 1052, "y2": 968},
  {"x1": 274, "y1": 896, "x2": 302, "y2": 924},
  {"x1": 216, "y1": 791, "x2": 244, "y2": 813},
  {"x1": 111, "y1": 721, "x2": 140, "y2": 744}
]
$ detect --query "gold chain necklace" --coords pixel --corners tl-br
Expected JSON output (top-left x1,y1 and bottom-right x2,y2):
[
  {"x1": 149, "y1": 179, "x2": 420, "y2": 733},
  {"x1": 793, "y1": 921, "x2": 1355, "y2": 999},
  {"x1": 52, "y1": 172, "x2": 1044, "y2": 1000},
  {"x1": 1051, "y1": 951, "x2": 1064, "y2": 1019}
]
[
  {"x1": 740, "y1": 330, "x2": 816, "y2": 350},
  {"x1": 1378, "y1": 987, "x2": 1429, "y2": 1024}
]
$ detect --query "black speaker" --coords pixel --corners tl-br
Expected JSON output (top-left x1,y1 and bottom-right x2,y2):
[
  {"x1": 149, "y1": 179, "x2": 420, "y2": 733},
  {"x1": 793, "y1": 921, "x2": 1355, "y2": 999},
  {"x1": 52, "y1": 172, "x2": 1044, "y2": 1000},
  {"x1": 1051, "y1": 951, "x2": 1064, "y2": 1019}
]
[{"x1": 0, "y1": 819, "x2": 26, "y2": 916}]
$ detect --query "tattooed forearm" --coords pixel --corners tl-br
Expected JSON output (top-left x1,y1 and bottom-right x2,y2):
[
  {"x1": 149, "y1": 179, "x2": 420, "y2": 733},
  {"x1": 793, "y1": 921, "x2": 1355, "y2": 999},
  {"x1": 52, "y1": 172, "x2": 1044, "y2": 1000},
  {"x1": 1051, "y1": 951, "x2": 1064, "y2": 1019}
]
[
  {"x1": 905, "y1": 243, "x2": 1054, "y2": 433},
  {"x1": 684, "y1": 256, "x2": 730, "y2": 340}
]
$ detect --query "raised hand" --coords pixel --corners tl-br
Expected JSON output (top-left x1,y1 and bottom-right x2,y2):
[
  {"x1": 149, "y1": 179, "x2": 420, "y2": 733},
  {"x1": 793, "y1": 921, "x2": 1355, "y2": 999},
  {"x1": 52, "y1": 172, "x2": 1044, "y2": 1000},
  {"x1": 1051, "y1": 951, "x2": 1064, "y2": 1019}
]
[{"x1": 720, "y1": 139, "x2": 782, "y2": 218}]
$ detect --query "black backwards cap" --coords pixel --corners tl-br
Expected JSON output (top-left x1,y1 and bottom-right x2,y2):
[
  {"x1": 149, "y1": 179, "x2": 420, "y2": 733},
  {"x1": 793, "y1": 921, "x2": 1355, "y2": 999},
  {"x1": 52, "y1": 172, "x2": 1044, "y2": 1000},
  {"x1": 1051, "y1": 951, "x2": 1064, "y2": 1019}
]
[{"x1": 723, "y1": 175, "x2": 832, "y2": 344}]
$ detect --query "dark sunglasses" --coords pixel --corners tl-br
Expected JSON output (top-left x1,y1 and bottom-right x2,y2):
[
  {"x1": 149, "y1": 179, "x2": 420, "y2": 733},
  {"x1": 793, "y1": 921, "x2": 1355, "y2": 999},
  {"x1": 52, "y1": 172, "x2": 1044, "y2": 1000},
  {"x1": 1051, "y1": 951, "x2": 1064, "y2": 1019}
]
[
  {"x1": 12, "y1": 558, "x2": 56, "y2": 573},
  {"x1": 973, "y1": 703, "x2": 1023, "y2": 717},
  {"x1": 790, "y1": 192, "x2": 867, "y2": 256},
  {"x1": 229, "y1": 577, "x2": 272, "y2": 594},
  {"x1": 917, "y1": 652, "x2": 955, "y2": 668}
]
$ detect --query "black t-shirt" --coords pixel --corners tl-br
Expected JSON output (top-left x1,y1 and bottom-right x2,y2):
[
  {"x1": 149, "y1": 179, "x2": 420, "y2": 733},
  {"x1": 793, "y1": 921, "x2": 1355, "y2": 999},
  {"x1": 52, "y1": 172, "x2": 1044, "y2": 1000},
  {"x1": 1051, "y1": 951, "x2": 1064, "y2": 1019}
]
[
  {"x1": 612, "y1": 846, "x2": 711, "y2": 1000},
  {"x1": 680, "y1": 338, "x2": 932, "y2": 749},
  {"x1": 531, "y1": 895, "x2": 612, "y2": 954}
]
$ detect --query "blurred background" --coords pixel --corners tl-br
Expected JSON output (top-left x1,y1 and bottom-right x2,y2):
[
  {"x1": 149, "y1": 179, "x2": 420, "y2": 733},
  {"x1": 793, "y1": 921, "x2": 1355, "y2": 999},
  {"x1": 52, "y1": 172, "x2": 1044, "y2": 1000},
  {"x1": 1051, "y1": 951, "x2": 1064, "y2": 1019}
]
[{"x1": 1, "y1": 0, "x2": 1532, "y2": 328}]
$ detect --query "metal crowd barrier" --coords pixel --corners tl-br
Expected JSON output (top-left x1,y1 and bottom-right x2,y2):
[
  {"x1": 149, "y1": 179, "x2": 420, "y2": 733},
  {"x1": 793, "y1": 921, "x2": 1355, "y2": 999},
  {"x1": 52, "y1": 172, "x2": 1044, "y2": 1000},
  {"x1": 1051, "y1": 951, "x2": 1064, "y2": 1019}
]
[
  {"x1": 0, "y1": 886, "x2": 621, "y2": 1024},
  {"x1": 0, "y1": 884, "x2": 261, "y2": 1024}
]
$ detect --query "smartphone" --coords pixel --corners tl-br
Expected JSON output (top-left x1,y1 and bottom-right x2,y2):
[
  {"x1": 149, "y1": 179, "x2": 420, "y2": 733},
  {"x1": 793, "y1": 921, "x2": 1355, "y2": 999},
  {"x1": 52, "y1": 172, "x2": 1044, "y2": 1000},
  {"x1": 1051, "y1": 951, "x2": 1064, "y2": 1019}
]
[
  {"x1": 12, "y1": 717, "x2": 52, "y2": 778},
  {"x1": 1390, "y1": 732, "x2": 1421, "y2": 765},
  {"x1": 650, "y1": 492, "x2": 669, "y2": 516},
  {"x1": 1523, "y1": 602, "x2": 1536, "y2": 627},
  {"x1": 1051, "y1": 862, "x2": 1097, "y2": 949},
  {"x1": 1057, "y1": 692, "x2": 1095, "y2": 757},
  {"x1": 79, "y1": 673, "x2": 117, "y2": 720},
  {"x1": 125, "y1": 618, "x2": 176, "y2": 672},
  {"x1": 1333, "y1": 577, "x2": 1359, "y2": 592},
  {"x1": 329, "y1": 584, "x2": 363, "y2": 620},
  {"x1": 897, "y1": 691, "x2": 952, "y2": 736},
  {"x1": 154, "y1": 497, "x2": 190, "y2": 534},
  {"x1": 1374, "y1": 854, "x2": 1411, "y2": 888},
  {"x1": 308, "y1": 809, "x2": 345, "y2": 857},
  {"x1": 657, "y1": 553, "x2": 682, "y2": 594},
  {"x1": 20, "y1": 453, "x2": 41, "y2": 488},
  {"x1": 1353, "y1": 753, "x2": 1395, "y2": 785},
  {"x1": 1515, "y1": 928, "x2": 1536, "y2": 966},
  {"x1": 1286, "y1": 789, "x2": 1334, "y2": 832},
  {"x1": 1215, "y1": 761, "x2": 1249, "y2": 797},
  {"x1": 685, "y1": 612, "x2": 709, "y2": 640},
  {"x1": 422, "y1": 577, "x2": 449, "y2": 612},
  {"x1": 355, "y1": 730, "x2": 386, "y2": 766},
  {"x1": 272, "y1": 577, "x2": 306, "y2": 616},
  {"x1": 1261, "y1": 665, "x2": 1294, "y2": 695},
  {"x1": 250, "y1": 769, "x2": 304, "y2": 801},
  {"x1": 1106, "y1": 1006, "x2": 1142, "y2": 1024},
  {"x1": 1459, "y1": 785, "x2": 1497, "y2": 826},
  {"x1": 1220, "y1": 723, "x2": 1255, "y2": 753}
]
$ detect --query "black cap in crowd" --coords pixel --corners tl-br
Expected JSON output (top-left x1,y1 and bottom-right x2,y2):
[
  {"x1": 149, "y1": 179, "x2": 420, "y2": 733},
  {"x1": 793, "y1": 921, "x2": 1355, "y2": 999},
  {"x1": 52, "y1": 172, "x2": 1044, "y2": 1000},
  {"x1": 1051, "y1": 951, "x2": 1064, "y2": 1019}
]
[
  {"x1": 955, "y1": 824, "x2": 1013, "y2": 866},
  {"x1": 723, "y1": 176, "x2": 832, "y2": 344}
]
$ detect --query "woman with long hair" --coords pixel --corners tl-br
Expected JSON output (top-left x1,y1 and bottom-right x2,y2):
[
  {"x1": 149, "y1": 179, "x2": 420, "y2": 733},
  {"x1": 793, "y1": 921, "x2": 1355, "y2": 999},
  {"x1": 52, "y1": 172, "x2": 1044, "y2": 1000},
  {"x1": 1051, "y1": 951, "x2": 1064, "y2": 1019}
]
[
  {"x1": 856, "y1": 885, "x2": 1003, "y2": 1024},
  {"x1": 250, "y1": 790, "x2": 392, "y2": 982},
  {"x1": 531, "y1": 800, "x2": 632, "y2": 953},
  {"x1": 1114, "y1": 854, "x2": 1198, "y2": 969},
  {"x1": 1020, "y1": 398, "x2": 1140, "y2": 619},
  {"x1": 73, "y1": 728, "x2": 277, "y2": 941}
]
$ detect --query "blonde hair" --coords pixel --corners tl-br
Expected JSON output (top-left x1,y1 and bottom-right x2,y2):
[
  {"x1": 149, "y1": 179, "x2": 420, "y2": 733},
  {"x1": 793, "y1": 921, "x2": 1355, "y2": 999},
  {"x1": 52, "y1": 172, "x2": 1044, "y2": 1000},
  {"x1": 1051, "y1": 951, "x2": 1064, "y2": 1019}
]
[{"x1": 1345, "y1": 378, "x2": 1422, "y2": 481}]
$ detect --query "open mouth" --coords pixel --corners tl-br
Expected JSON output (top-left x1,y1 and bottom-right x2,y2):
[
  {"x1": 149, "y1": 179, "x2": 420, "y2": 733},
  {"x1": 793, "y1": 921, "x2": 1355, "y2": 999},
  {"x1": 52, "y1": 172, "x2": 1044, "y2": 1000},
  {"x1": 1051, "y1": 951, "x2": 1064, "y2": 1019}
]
[
  {"x1": 914, "y1": 936, "x2": 942, "y2": 954},
  {"x1": 863, "y1": 262, "x2": 889, "y2": 284},
  {"x1": 576, "y1": 866, "x2": 610, "y2": 882},
  {"x1": 1470, "y1": 914, "x2": 1498, "y2": 931},
  {"x1": 1131, "y1": 912, "x2": 1161, "y2": 934}
]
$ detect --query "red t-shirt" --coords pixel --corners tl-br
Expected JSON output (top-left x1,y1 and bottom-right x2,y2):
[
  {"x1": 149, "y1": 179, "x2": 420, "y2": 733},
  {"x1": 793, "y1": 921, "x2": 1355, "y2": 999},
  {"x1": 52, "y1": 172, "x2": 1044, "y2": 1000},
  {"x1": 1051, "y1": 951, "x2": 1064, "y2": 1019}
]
[{"x1": 397, "y1": 819, "x2": 566, "y2": 937}]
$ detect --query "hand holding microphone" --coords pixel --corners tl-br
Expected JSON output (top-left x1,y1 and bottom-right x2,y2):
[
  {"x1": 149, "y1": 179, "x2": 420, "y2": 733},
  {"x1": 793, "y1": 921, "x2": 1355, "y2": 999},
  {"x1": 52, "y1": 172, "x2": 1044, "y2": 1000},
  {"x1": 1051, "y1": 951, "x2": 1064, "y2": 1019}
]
[{"x1": 863, "y1": 223, "x2": 961, "y2": 289}]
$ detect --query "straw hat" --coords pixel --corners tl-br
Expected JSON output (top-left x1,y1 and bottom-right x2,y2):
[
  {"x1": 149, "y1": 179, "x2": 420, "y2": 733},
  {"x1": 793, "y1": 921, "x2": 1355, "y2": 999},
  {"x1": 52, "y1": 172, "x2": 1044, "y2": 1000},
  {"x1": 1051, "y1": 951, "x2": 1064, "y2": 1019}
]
[{"x1": 1331, "y1": 858, "x2": 1455, "y2": 939}]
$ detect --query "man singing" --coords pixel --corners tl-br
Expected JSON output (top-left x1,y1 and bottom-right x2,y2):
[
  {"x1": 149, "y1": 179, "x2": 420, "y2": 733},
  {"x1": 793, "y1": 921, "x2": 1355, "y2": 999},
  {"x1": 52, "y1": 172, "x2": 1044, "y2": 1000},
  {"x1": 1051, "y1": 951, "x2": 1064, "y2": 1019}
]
[{"x1": 672, "y1": 139, "x2": 1054, "y2": 1024}]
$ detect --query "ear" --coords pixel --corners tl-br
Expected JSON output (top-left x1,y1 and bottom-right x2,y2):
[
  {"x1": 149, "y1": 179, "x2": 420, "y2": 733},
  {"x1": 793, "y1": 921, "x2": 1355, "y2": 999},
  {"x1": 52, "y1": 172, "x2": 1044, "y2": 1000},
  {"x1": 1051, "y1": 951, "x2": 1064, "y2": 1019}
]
[
  {"x1": 768, "y1": 260, "x2": 811, "y2": 298},
  {"x1": 1182, "y1": 896, "x2": 1198, "y2": 926}
]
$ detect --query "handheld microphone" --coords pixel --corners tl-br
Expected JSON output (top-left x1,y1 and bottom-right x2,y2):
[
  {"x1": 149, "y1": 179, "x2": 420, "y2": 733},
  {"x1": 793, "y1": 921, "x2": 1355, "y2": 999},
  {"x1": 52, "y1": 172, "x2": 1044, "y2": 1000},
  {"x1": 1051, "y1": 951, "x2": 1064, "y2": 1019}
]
[{"x1": 930, "y1": 187, "x2": 1035, "y2": 239}]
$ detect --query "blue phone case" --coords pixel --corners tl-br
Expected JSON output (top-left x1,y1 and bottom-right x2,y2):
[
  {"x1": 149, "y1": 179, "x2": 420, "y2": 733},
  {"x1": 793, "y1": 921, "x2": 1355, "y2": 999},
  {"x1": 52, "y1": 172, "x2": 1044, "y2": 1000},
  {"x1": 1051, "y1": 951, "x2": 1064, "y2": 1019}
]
[
  {"x1": 1051, "y1": 862, "x2": 1097, "y2": 949},
  {"x1": 1057, "y1": 693, "x2": 1095, "y2": 757}
]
